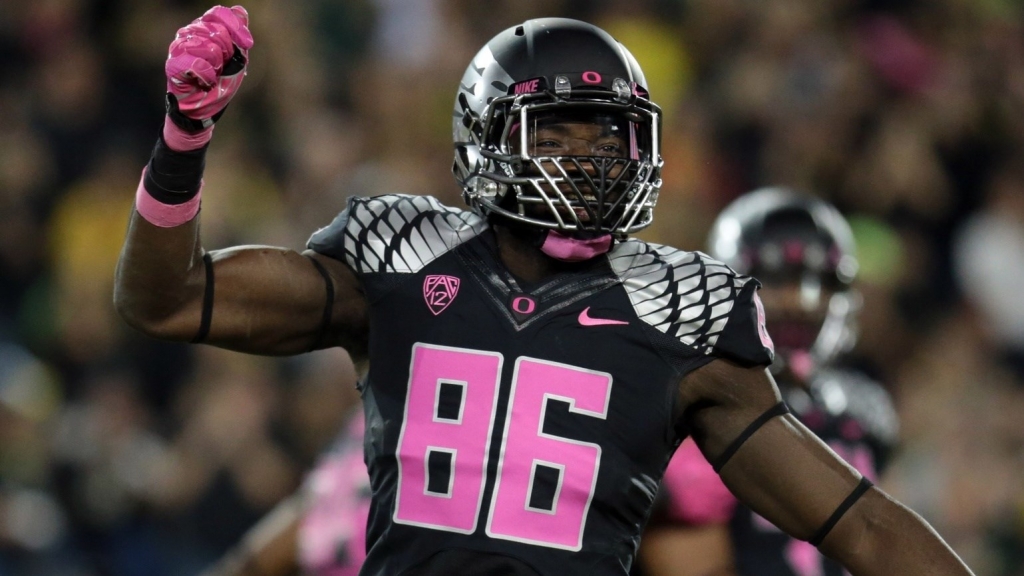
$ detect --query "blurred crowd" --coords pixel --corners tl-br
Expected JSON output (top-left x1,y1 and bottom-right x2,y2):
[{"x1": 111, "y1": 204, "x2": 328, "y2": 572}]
[{"x1": 1, "y1": 0, "x2": 1023, "y2": 574}]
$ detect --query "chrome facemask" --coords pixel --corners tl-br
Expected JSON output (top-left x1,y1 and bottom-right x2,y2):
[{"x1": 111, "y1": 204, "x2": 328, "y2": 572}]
[{"x1": 465, "y1": 88, "x2": 662, "y2": 237}]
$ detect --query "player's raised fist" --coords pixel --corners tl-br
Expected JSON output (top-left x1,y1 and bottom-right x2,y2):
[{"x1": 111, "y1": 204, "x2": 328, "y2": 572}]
[{"x1": 165, "y1": 5, "x2": 253, "y2": 131}]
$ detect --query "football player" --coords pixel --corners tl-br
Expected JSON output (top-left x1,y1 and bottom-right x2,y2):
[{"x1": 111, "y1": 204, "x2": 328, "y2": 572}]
[
  {"x1": 638, "y1": 189, "x2": 900, "y2": 576},
  {"x1": 114, "y1": 7, "x2": 973, "y2": 575}
]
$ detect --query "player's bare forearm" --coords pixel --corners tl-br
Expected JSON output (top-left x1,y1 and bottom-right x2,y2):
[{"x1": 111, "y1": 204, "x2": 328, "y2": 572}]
[
  {"x1": 114, "y1": 210, "x2": 205, "y2": 338},
  {"x1": 819, "y1": 488, "x2": 974, "y2": 575},
  {"x1": 115, "y1": 211, "x2": 370, "y2": 356},
  {"x1": 716, "y1": 421, "x2": 972, "y2": 575},
  {"x1": 678, "y1": 360, "x2": 973, "y2": 575},
  {"x1": 114, "y1": 4, "x2": 255, "y2": 338}
]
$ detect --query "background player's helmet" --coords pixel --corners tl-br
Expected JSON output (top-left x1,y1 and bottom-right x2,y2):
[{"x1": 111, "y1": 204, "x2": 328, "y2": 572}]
[
  {"x1": 452, "y1": 18, "x2": 663, "y2": 237},
  {"x1": 707, "y1": 188, "x2": 860, "y2": 373}
]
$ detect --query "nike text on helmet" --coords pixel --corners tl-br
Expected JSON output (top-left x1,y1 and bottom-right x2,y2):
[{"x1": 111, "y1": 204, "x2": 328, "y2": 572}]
[
  {"x1": 452, "y1": 18, "x2": 663, "y2": 237},
  {"x1": 707, "y1": 187, "x2": 861, "y2": 368}
]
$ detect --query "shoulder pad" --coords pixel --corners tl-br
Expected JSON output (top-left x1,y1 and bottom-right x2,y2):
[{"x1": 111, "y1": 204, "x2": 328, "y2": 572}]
[
  {"x1": 813, "y1": 368, "x2": 900, "y2": 447},
  {"x1": 307, "y1": 194, "x2": 486, "y2": 274},
  {"x1": 608, "y1": 240, "x2": 773, "y2": 365}
]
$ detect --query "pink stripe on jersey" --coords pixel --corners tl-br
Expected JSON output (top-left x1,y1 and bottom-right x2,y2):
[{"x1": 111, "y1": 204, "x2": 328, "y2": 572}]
[
  {"x1": 662, "y1": 439, "x2": 736, "y2": 525},
  {"x1": 135, "y1": 169, "x2": 202, "y2": 228}
]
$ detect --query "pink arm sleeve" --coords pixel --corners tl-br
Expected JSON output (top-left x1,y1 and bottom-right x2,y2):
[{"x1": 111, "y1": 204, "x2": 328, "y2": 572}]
[{"x1": 661, "y1": 439, "x2": 737, "y2": 525}]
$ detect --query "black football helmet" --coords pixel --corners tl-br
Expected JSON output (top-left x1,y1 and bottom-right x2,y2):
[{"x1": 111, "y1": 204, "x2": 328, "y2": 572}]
[
  {"x1": 452, "y1": 18, "x2": 663, "y2": 237},
  {"x1": 707, "y1": 188, "x2": 861, "y2": 373}
]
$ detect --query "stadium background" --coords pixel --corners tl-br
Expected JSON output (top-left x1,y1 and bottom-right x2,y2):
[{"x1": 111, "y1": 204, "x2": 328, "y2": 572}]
[{"x1": 1, "y1": 0, "x2": 1023, "y2": 574}]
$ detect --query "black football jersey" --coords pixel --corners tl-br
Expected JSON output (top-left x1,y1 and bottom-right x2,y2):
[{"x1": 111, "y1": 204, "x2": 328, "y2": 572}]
[
  {"x1": 646, "y1": 367, "x2": 898, "y2": 576},
  {"x1": 307, "y1": 194, "x2": 774, "y2": 576}
]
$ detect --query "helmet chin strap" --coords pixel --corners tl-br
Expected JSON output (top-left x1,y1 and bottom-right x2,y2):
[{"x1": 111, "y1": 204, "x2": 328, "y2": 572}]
[
  {"x1": 489, "y1": 211, "x2": 614, "y2": 262},
  {"x1": 540, "y1": 230, "x2": 613, "y2": 262}
]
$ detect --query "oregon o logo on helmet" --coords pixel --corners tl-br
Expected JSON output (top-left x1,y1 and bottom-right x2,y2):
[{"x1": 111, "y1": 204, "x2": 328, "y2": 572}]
[{"x1": 582, "y1": 71, "x2": 602, "y2": 84}]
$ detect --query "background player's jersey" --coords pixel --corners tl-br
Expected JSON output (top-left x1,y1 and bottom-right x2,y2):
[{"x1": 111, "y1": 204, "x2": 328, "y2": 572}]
[
  {"x1": 307, "y1": 195, "x2": 774, "y2": 576},
  {"x1": 652, "y1": 368, "x2": 898, "y2": 576},
  {"x1": 299, "y1": 411, "x2": 370, "y2": 576}
]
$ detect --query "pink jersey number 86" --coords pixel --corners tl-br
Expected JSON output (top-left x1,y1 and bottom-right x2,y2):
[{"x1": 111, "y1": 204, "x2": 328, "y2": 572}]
[{"x1": 393, "y1": 343, "x2": 612, "y2": 551}]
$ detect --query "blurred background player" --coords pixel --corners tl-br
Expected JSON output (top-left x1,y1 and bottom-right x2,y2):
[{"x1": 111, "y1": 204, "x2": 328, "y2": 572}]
[
  {"x1": 637, "y1": 188, "x2": 900, "y2": 576},
  {"x1": 200, "y1": 411, "x2": 369, "y2": 576}
]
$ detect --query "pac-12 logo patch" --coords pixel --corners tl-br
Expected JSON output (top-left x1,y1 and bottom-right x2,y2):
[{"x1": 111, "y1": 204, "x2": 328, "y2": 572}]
[{"x1": 423, "y1": 275, "x2": 461, "y2": 315}]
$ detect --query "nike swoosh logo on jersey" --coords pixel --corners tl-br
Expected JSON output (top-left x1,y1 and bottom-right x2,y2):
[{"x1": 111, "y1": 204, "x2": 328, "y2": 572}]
[{"x1": 578, "y1": 307, "x2": 629, "y2": 326}]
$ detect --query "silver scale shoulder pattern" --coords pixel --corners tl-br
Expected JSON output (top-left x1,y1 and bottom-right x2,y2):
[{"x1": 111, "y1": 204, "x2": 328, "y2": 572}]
[
  {"x1": 608, "y1": 239, "x2": 753, "y2": 354},
  {"x1": 336, "y1": 194, "x2": 487, "y2": 274}
]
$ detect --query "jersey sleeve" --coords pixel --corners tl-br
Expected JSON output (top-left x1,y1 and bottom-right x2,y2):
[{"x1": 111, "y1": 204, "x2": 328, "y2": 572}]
[
  {"x1": 608, "y1": 242, "x2": 775, "y2": 369},
  {"x1": 306, "y1": 194, "x2": 486, "y2": 275},
  {"x1": 659, "y1": 439, "x2": 737, "y2": 525},
  {"x1": 711, "y1": 279, "x2": 775, "y2": 366}
]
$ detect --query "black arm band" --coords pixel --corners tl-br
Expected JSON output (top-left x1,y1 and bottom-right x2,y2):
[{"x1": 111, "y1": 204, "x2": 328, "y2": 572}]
[
  {"x1": 809, "y1": 476, "x2": 874, "y2": 547},
  {"x1": 191, "y1": 253, "x2": 215, "y2": 344},
  {"x1": 306, "y1": 255, "x2": 335, "y2": 352},
  {"x1": 711, "y1": 401, "x2": 790, "y2": 473},
  {"x1": 143, "y1": 133, "x2": 208, "y2": 204}
]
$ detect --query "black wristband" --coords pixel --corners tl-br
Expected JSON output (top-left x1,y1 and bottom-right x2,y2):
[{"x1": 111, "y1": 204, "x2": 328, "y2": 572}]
[{"x1": 143, "y1": 134, "x2": 207, "y2": 204}]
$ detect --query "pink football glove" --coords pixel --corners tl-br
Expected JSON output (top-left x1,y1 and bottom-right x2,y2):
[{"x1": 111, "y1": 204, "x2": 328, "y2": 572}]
[{"x1": 165, "y1": 5, "x2": 253, "y2": 131}]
